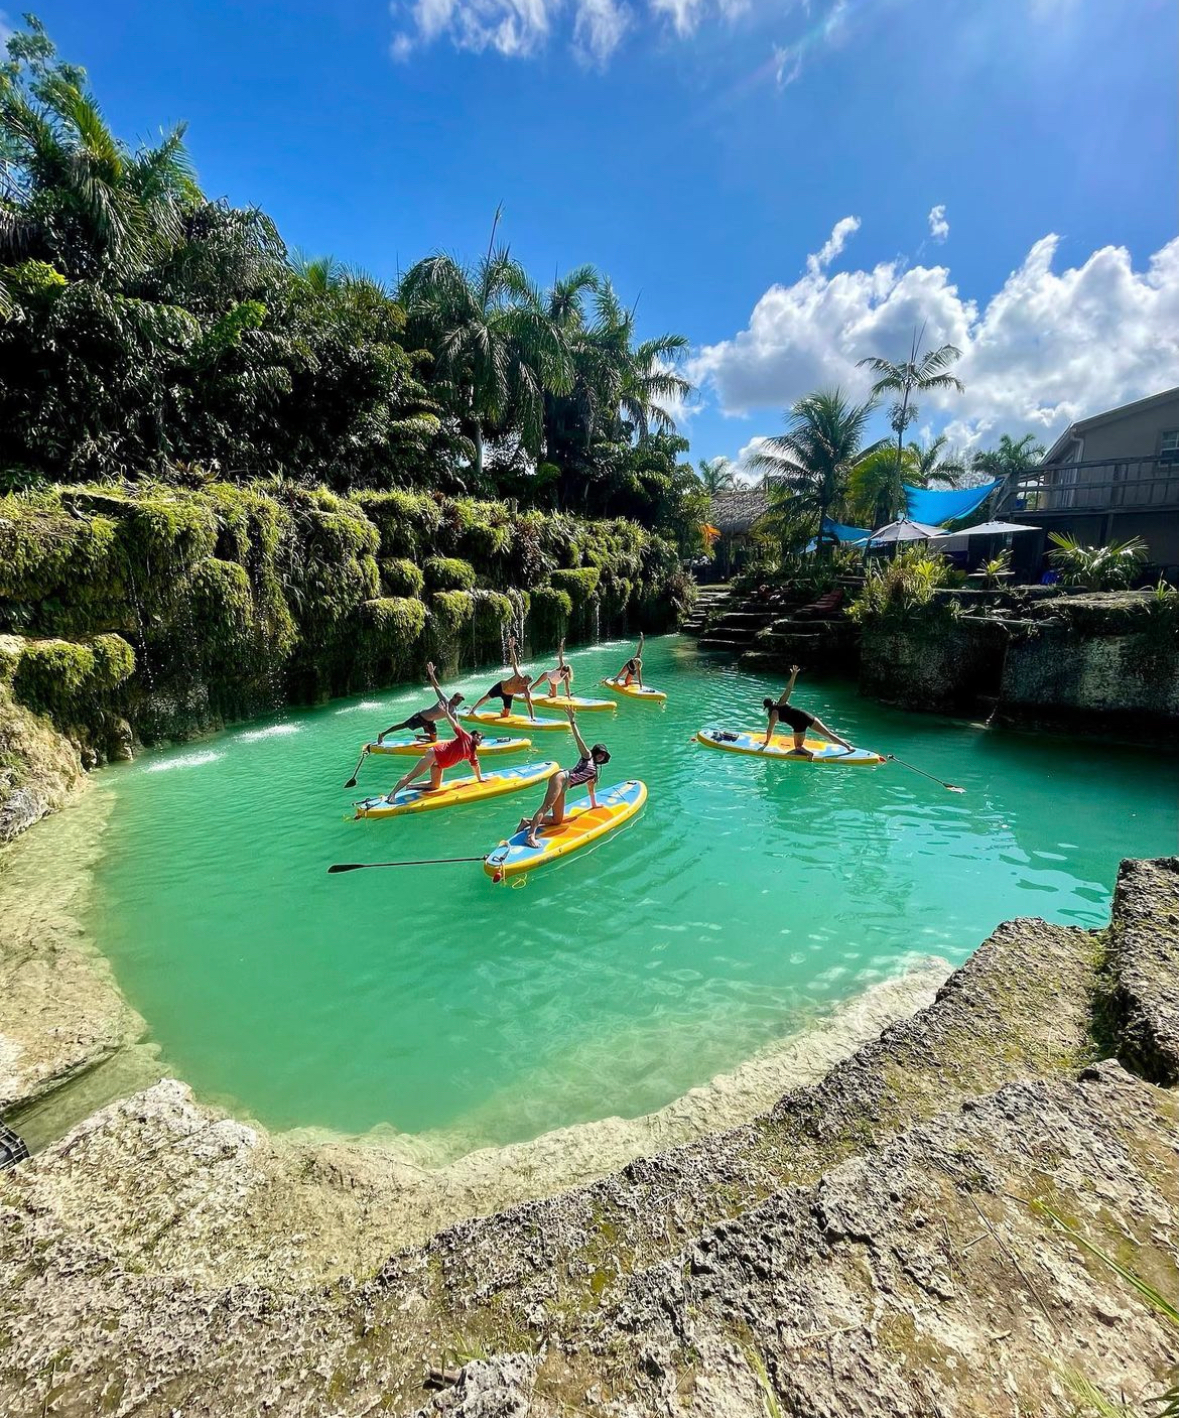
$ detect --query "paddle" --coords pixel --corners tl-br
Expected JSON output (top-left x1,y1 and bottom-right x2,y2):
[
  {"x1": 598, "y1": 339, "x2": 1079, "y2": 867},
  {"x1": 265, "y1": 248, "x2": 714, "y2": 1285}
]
[
  {"x1": 885, "y1": 754, "x2": 966, "y2": 793},
  {"x1": 343, "y1": 746, "x2": 370, "y2": 789},
  {"x1": 328, "y1": 856, "x2": 487, "y2": 874}
]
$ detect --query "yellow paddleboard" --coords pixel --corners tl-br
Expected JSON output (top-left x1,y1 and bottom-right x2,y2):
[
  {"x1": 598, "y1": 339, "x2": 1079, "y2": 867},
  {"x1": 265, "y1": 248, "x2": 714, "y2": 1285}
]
[
  {"x1": 460, "y1": 710, "x2": 570, "y2": 732},
  {"x1": 697, "y1": 729, "x2": 883, "y2": 764},
  {"x1": 355, "y1": 761, "x2": 558, "y2": 818},
  {"x1": 529, "y1": 694, "x2": 616, "y2": 712},
  {"x1": 601, "y1": 677, "x2": 666, "y2": 702},
  {"x1": 484, "y1": 780, "x2": 647, "y2": 878},
  {"x1": 365, "y1": 735, "x2": 530, "y2": 757}
]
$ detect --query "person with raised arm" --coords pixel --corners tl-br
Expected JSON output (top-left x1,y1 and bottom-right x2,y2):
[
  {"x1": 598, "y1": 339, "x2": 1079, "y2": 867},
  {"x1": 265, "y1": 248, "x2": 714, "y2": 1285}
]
[
  {"x1": 615, "y1": 632, "x2": 645, "y2": 687},
  {"x1": 531, "y1": 636, "x2": 574, "y2": 699},
  {"x1": 470, "y1": 635, "x2": 537, "y2": 720},
  {"x1": 517, "y1": 705, "x2": 610, "y2": 849},
  {"x1": 386, "y1": 663, "x2": 483, "y2": 800},
  {"x1": 375, "y1": 692, "x2": 464, "y2": 746},
  {"x1": 761, "y1": 664, "x2": 853, "y2": 759}
]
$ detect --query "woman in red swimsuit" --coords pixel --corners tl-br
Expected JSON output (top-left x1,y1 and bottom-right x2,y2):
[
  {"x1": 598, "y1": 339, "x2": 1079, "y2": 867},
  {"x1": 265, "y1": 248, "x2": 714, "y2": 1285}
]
[{"x1": 387, "y1": 662, "x2": 484, "y2": 800}]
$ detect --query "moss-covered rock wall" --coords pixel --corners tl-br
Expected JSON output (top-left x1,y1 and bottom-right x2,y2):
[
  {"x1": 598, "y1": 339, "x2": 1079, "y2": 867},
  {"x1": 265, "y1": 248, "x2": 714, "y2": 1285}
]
[{"x1": 0, "y1": 483, "x2": 691, "y2": 821}]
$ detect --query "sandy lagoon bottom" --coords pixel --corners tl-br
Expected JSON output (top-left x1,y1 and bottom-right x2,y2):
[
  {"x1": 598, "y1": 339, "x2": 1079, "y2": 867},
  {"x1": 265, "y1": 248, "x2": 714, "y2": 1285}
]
[{"x1": 81, "y1": 635, "x2": 1176, "y2": 1163}]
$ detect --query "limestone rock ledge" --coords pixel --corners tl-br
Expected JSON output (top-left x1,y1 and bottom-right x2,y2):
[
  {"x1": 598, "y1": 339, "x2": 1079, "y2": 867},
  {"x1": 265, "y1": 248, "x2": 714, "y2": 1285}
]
[
  {"x1": 1108, "y1": 856, "x2": 1179, "y2": 1084},
  {"x1": 1, "y1": 861, "x2": 1177, "y2": 1418}
]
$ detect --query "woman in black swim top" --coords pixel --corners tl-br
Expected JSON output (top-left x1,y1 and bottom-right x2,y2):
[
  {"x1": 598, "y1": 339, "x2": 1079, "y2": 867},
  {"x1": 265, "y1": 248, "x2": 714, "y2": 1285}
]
[{"x1": 762, "y1": 664, "x2": 853, "y2": 758}]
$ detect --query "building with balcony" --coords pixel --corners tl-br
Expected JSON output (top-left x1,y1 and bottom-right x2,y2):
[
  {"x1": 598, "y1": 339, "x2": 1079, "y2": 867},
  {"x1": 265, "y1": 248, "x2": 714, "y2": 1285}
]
[{"x1": 1001, "y1": 386, "x2": 1179, "y2": 577}]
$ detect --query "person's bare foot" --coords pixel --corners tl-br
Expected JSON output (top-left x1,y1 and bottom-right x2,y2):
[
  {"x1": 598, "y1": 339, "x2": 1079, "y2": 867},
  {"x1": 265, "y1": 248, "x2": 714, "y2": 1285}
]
[{"x1": 525, "y1": 834, "x2": 541, "y2": 849}]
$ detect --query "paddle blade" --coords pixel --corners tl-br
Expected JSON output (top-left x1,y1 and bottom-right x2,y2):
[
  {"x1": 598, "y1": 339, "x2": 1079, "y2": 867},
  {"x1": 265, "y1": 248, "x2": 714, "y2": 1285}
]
[
  {"x1": 947, "y1": 785, "x2": 966, "y2": 793},
  {"x1": 343, "y1": 777, "x2": 358, "y2": 789},
  {"x1": 328, "y1": 863, "x2": 365, "y2": 873}
]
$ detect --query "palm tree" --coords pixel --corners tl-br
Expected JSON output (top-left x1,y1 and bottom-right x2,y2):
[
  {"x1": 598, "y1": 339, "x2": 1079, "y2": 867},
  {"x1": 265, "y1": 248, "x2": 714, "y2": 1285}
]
[
  {"x1": 398, "y1": 213, "x2": 572, "y2": 480},
  {"x1": 848, "y1": 444, "x2": 918, "y2": 527},
  {"x1": 696, "y1": 456, "x2": 735, "y2": 494},
  {"x1": 746, "y1": 389, "x2": 884, "y2": 552},
  {"x1": 908, "y1": 433, "x2": 965, "y2": 485},
  {"x1": 858, "y1": 330, "x2": 964, "y2": 496},
  {"x1": 971, "y1": 432, "x2": 1047, "y2": 517},
  {"x1": 0, "y1": 22, "x2": 199, "y2": 282}
]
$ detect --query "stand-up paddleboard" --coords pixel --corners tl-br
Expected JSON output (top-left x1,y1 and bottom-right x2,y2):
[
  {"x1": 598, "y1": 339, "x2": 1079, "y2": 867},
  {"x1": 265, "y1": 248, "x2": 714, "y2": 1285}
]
[
  {"x1": 460, "y1": 710, "x2": 570, "y2": 732},
  {"x1": 355, "y1": 761, "x2": 559, "y2": 818},
  {"x1": 529, "y1": 694, "x2": 616, "y2": 712},
  {"x1": 601, "y1": 677, "x2": 666, "y2": 702},
  {"x1": 364, "y1": 735, "x2": 531, "y2": 757},
  {"x1": 697, "y1": 728, "x2": 883, "y2": 765},
  {"x1": 484, "y1": 779, "x2": 647, "y2": 878}
]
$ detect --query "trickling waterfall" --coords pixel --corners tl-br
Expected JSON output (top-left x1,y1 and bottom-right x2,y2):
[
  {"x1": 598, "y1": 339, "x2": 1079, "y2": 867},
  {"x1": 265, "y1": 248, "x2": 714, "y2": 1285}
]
[
  {"x1": 591, "y1": 599, "x2": 601, "y2": 644},
  {"x1": 500, "y1": 588, "x2": 528, "y2": 662}
]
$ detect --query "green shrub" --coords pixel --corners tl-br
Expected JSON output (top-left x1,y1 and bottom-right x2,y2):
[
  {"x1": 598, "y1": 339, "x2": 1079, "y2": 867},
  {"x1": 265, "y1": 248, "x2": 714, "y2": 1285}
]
[
  {"x1": 356, "y1": 489, "x2": 443, "y2": 557},
  {"x1": 528, "y1": 585, "x2": 572, "y2": 646},
  {"x1": 550, "y1": 567, "x2": 600, "y2": 607},
  {"x1": 1048, "y1": 532, "x2": 1148, "y2": 590},
  {"x1": 12, "y1": 633, "x2": 134, "y2": 720},
  {"x1": 88, "y1": 633, "x2": 136, "y2": 688},
  {"x1": 428, "y1": 589, "x2": 475, "y2": 635},
  {"x1": 379, "y1": 557, "x2": 425, "y2": 599},
  {"x1": 849, "y1": 549, "x2": 954, "y2": 624},
  {"x1": 424, "y1": 556, "x2": 476, "y2": 592},
  {"x1": 359, "y1": 596, "x2": 428, "y2": 643}
]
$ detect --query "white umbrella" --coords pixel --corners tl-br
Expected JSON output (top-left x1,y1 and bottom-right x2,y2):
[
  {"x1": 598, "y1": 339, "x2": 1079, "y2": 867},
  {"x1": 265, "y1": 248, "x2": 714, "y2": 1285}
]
[
  {"x1": 868, "y1": 518, "x2": 944, "y2": 546},
  {"x1": 929, "y1": 520, "x2": 1040, "y2": 549}
]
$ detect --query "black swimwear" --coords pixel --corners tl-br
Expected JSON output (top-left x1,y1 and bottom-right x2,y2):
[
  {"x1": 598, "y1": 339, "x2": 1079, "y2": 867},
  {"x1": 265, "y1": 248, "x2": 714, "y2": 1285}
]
[
  {"x1": 487, "y1": 681, "x2": 513, "y2": 712},
  {"x1": 405, "y1": 711, "x2": 437, "y2": 738},
  {"x1": 772, "y1": 702, "x2": 814, "y2": 733}
]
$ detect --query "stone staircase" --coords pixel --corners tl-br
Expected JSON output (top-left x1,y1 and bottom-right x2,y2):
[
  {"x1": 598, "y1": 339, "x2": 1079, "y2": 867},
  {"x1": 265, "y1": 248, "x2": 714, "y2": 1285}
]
[
  {"x1": 681, "y1": 583, "x2": 735, "y2": 637},
  {"x1": 741, "y1": 615, "x2": 860, "y2": 675}
]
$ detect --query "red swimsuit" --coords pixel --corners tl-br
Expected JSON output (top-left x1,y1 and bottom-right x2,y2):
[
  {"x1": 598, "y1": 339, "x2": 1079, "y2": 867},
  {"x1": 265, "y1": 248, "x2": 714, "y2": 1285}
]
[{"x1": 432, "y1": 729, "x2": 477, "y2": 770}]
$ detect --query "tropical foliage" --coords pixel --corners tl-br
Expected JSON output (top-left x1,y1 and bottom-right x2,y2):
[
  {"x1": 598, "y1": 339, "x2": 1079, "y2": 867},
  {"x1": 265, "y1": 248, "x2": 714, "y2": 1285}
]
[
  {"x1": 848, "y1": 547, "x2": 955, "y2": 622},
  {"x1": 747, "y1": 390, "x2": 885, "y2": 552},
  {"x1": 858, "y1": 332, "x2": 964, "y2": 494},
  {"x1": 0, "y1": 18, "x2": 698, "y2": 539},
  {"x1": 696, "y1": 456, "x2": 735, "y2": 494},
  {"x1": 1047, "y1": 532, "x2": 1148, "y2": 590}
]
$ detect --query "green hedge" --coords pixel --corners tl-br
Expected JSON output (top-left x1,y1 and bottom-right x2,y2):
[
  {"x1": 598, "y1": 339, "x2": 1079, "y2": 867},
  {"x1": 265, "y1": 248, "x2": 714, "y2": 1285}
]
[
  {"x1": 12, "y1": 633, "x2": 135, "y2": 722},
  {"x1": 550, "y1": 567, "x2": 601, "y2": 608},
  {"x1": 528, "y1": 586, "x2": 573, "y2": 647},
  {"x1": 424, "y1": 556, "x2": 476, "y2": 592},
  {"x1": 379, "y1": 557, "x2": 426, "y2": 599}
]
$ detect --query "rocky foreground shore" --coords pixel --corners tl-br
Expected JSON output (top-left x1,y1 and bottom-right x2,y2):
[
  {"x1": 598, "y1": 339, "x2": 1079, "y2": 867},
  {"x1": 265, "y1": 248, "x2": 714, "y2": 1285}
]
[{"x1": 1, "y1": 855, "x2": 1177, "y2": 1417}]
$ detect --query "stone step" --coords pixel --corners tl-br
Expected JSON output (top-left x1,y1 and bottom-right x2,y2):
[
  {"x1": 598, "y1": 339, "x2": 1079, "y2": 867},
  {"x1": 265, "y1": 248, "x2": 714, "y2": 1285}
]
[{"x1": 697, "y1": 636, "x2": 752, "y2": 652}]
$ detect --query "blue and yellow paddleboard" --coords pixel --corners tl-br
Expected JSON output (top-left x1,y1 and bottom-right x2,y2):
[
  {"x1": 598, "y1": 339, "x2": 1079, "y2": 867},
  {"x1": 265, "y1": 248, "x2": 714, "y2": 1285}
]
[
  {"x1": 355, "y1": 761, "x2": 559, "y2": 818},
  {"x1": 601, "y1": 677, "x2": 666, "y2": 702},
  {"x1": 529, "y1": 694, "x2": 616, "y2": 712},
  {"x1": 484, "y1": 779, "x2": 647, "y2": 878},
  {"x1": 460, "y1": 710, "x2": 571, "y2": 732},
  {"x1": 365, "y1": 735, "x2": 531, "y2": 757},
  {"x1": 697, "y1": 728, "x2": 883, "y2": 765}
]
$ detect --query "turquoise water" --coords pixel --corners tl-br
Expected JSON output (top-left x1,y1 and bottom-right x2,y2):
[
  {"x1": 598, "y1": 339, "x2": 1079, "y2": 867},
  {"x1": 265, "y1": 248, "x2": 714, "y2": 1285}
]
[{"x1": 91, "y1": 635, "x2": 1177, "y2": 1150}]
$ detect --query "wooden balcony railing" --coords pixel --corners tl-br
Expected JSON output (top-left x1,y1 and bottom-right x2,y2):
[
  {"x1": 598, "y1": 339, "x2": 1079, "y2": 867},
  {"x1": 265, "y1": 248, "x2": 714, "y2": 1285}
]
[{"x1": 1001, "y1": 455, "x2": 1179, "y2": 516}]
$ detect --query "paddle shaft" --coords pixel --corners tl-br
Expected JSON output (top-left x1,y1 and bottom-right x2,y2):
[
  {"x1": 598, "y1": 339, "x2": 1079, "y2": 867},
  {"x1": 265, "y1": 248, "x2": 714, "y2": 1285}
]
[
  {"x1": 343, "y1": 746, "x2": 369, "y2": 788},
  {"x1": 886, "y1": 754, "x2": 965, "y2": 792},
  {"x1": 329, "y1": 856, "x2": 487, "y2": 874}
]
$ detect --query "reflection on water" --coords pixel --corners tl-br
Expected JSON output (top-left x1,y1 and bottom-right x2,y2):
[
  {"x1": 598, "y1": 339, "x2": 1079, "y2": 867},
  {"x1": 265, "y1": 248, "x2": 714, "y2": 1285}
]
[{"x1": 91, "y1": 635, "x2": 1177, "y2": 1146}]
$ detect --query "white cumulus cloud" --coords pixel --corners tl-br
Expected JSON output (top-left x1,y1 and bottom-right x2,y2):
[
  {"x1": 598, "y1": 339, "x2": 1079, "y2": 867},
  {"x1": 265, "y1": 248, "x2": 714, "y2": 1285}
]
[
  {"x1": 691, "y1": 227, "x2": 1179, "y2": 456},
  {"x1": 928, "y1": 204, "x2": 949, "y2": 242}
]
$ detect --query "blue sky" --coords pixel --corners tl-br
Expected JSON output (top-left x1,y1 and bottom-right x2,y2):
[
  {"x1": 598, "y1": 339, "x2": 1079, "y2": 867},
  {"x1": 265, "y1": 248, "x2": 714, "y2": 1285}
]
[{"x1": 32, "y1": 0, "x2": 1179, "y2": 468}]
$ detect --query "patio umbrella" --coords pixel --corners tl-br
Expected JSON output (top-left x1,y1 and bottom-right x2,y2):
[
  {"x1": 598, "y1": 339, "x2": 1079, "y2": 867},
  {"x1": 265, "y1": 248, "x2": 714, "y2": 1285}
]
[
  {"x1": 928, "y1": 520, "x2": 1039, "y2": 548},
  {"x1": 867, "y1": 518, "x2": 944, "y2": 546}
]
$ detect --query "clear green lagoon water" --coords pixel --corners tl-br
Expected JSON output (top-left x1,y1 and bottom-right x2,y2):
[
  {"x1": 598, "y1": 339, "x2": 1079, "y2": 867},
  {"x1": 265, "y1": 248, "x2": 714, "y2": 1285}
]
[{"x1": 91, "y1": 635, "x2": 1177, "y2": 1151}]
